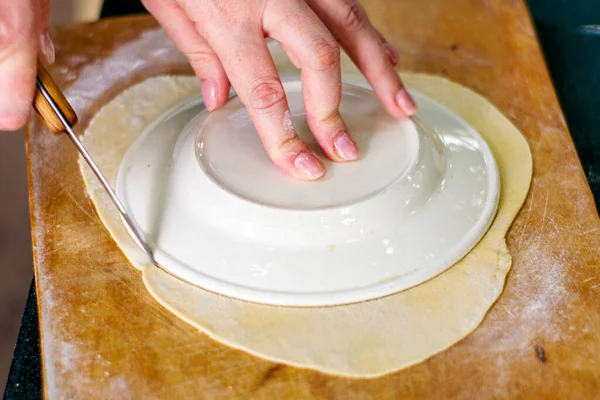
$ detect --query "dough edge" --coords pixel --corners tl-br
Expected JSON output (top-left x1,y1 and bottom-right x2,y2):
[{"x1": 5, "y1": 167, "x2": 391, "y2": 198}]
[{"x1": 79, "y1": 70, "x2": 532, "y2": 378}]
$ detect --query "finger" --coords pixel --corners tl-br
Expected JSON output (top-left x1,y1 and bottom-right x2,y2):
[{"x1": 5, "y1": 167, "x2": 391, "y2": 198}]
[
  {"x1": 374, "y1": 28, "x2": 398, "y2": 66},
  {"x1": 200, "y1": 27, "x2": 324, "y2": 180},
  {"x1": 264, "y1": 0, "x2": 358, "y2": 162},
  {"x1": 142, "y1": 0, "x2": 230, "y2": 111},
  {"x1": 307, "y1": 0, "x2": 416, "y2": 118},
  {"x1": 37, "y1": 0, "x2": 54, "y2": 65},
  {"x1": 0, "y1": 1, "x2": 38, "y2": 130}
]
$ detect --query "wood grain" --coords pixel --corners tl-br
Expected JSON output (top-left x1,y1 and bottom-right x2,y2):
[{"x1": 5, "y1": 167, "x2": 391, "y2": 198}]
[
  {"x1": 34, "y1": 62, "x2": 78, "y2": 133},
  {"x1": 26, "y1": 2, "x2": 600, "y2": 398}
]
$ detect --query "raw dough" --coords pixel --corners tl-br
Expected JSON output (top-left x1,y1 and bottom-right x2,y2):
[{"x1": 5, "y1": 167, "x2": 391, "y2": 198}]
[{"x1": 80, "y1": 59, "x2": 531, "y2": 378}]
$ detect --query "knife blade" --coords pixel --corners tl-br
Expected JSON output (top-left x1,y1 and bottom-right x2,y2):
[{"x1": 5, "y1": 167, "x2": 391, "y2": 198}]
[
  {"x1": 33, "y1": 62, "x2": 157, "y2": 267},
  {"x1": 579, "y1": 25, "x2": 600, "y2": 35}
]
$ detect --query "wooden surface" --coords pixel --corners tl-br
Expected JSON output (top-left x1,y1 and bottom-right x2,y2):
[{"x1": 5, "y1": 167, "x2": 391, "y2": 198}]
[{"x1": 27, "y1": 2, "x2": 600, "y2": 398}]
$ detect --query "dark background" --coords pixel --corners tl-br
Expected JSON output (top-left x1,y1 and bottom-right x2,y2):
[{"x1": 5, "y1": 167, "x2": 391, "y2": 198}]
[{"x1": 4, "y1": 0, "x2": 600, "y2": 397}]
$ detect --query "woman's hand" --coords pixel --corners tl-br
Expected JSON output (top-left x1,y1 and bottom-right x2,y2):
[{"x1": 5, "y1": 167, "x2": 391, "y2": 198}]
[
  {"x1": 0, "y1": 0, "x2": 53, "y2": 130},
  {"x1": 143, "y1": 0, "x2": 417, "y2": 180}
]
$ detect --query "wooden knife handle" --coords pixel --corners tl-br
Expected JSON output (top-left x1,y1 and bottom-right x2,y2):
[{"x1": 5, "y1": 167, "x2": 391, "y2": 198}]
[{"x1": 33, "y1": 61, "x2": 78, "y2": 133}]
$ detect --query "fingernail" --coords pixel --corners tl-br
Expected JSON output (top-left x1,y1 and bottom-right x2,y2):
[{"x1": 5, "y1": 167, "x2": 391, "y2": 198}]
[
  {"x1": 294, "y1": 151, "x2": 324, "y2": 180},
  {"x1": 396, "y1": 88, "x2": 417, "y2": 116},
  {"x1": 40, "y1": 32, "x2": 55, "y2": 65},
  {"x1": 202, "y1": 80, "x2": 217, "y2": 111},
  {"x1": 333, "y1": 131, "x2": 359, "y2": 161},
  {"x1": 383, "y1": 43, "x2": 399, "y2": 65}
]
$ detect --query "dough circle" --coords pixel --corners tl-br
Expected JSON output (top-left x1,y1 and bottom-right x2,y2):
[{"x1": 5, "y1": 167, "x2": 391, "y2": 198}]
[{"x1": 80, "y1": 65, "x2": 531, "y2": 378}]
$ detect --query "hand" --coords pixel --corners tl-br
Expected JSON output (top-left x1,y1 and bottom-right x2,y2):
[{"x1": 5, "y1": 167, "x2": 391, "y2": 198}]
[
  {"x1": 0, "y1": 0, "x2": 54, "y2": 131},
  {"x1": 143, "y1": 0, "x2": 417, "y2": 180}
]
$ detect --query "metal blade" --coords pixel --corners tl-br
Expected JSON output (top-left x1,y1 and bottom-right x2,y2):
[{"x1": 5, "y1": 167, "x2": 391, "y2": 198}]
[
  {"x1": 36, "y1": 79, "x2": 157, "y2": 266},
  {"x1": 579, "y1": 25, "x2": 600, "y2": 35}
]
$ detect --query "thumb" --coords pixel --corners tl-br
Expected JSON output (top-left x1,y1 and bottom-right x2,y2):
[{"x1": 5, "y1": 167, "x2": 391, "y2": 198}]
[{"x1": 0, "y1": 1, "x2": 40, "y2": 130}]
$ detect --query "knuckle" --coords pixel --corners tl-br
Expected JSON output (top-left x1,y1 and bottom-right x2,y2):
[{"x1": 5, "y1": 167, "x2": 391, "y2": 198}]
[
  {"x1": 185, "y1": 49, "x2": 218, "y2": 70},
  {"x1": 372, "y1": 59, "x2": 396, "y2": 81},
  {"x1": 276, "y1": 135, "x2": 304, "y2": 153},
  {"x1": 342, "y1": 3, "x2": 366, "y2": 32},
  {"x1": 380, "y1": 57, "x2": 397, "y2": 75},
  {"x1": 247, "y1": 77, "x2": 286, "y2": 111},
  {"x1": 306, "y1": 38, "x2": 340, "y2": 71},
  {"x1": 311, "y1": 108, "x2": 341, "y2": 125}
]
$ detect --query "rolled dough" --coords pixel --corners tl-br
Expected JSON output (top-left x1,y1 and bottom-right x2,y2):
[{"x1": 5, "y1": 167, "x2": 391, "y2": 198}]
[{"x1": 80, "y1": 65, "x2": 531, "y2": 378}]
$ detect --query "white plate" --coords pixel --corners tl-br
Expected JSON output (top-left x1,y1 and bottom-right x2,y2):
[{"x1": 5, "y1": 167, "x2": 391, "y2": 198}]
[{"x1": 116, "y1": 75, "x2": 499, "y2": 306}]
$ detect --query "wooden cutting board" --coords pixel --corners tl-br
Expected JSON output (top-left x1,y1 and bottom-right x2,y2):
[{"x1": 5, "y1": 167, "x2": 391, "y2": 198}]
[{"x1": 27, "y1": 1, "x2": 600, "y2": 398}]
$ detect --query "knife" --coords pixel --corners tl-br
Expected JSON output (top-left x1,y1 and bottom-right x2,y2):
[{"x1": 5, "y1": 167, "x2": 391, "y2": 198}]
[
  {"x1": 33, "y1": 62, "x2": 157, "y2": 266},
  {"x1": 578, "y1": 25, "x2": 600, "y2": 35}
]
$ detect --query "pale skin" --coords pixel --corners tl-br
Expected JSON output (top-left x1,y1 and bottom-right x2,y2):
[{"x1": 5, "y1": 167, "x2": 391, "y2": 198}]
[{"x1": 0, "y1": 0, "x2": 417, "y2": 180}]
